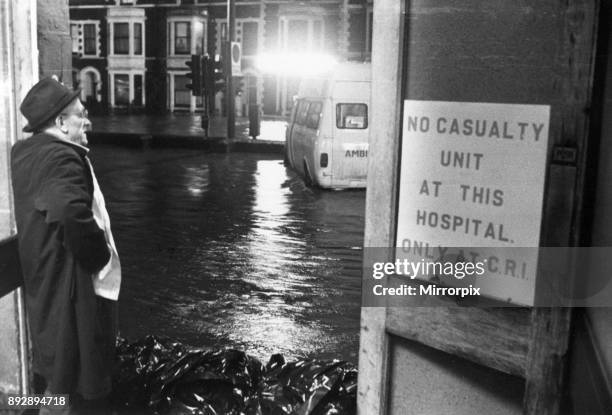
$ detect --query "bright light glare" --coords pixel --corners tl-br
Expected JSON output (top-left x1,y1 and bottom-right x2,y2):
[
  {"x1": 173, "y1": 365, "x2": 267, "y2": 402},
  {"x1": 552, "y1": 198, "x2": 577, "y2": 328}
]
[{"x1": 255, "y1": 53, "x2": 337, "y2": 77}]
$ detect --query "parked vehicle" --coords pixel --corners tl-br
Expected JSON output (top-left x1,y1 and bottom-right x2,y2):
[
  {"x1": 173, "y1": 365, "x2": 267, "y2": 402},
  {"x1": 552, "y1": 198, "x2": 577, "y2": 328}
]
[{"x1": 285, "y1": 62, "x2": 371, "y2": 189}]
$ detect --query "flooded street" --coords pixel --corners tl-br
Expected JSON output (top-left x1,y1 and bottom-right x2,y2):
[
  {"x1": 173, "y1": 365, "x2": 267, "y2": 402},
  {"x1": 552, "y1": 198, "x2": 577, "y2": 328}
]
[
  {"x1": 90, "y1": 145, "x2": 365, "y2": 363},
  {"x1": 89, "y1": 114, "x2": 288, "y2": 142}
]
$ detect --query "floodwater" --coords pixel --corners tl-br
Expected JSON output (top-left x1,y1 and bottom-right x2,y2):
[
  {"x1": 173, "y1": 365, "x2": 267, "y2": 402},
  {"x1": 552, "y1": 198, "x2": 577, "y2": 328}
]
[
  {"x1": 89, "y1": 114, "x2": 287, "y2": 141},
  {"x1": 90, "y1": 146, "x2": 365, "y2": 363}
]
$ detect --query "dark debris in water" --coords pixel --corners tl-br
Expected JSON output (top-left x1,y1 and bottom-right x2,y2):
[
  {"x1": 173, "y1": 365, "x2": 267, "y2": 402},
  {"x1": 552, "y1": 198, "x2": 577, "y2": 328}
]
[{"x1": 113, "y1": 336, "x2": 357, "y2": 415}]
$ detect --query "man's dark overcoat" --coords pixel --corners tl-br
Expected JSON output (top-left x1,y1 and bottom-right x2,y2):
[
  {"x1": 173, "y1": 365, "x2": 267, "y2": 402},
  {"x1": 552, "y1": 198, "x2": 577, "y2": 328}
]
[{"x1": 11, "y1": 133, "x2": 115, "y2": 398}]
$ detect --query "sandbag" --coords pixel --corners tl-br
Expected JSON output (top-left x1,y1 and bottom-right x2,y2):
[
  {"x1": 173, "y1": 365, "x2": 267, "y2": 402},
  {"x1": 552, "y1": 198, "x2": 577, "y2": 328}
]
[{"x1": 112, "y1": 336, "x2": 357, "y2": 415}]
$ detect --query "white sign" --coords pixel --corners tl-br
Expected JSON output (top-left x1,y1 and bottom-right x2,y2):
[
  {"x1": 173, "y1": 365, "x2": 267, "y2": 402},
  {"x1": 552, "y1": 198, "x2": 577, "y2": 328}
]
[
  {"x1": 396, "y1": 100, "x2": 550, "y2": 305},
  {"x1": 231, "y1": 42, "x2": 241, "y2": 76}
]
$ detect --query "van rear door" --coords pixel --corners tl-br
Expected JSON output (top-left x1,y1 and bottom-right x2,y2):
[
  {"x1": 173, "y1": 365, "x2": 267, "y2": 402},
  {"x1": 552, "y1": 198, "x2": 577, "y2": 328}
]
[{"x1": 332, "y1": 100, "x2": 369, "y2": 184}]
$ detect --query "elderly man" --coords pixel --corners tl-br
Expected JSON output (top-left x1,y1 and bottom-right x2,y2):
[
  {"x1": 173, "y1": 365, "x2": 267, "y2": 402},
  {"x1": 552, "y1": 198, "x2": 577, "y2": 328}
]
[{"x1": 11, "y1": 77, "x2": 121, "y2": 412}]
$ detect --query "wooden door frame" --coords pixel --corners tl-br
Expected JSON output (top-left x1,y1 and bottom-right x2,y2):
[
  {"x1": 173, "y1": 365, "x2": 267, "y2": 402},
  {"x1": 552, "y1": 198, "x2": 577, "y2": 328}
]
[{"x1": 357, "y1": 1, "x2": 601, "y2": 414}]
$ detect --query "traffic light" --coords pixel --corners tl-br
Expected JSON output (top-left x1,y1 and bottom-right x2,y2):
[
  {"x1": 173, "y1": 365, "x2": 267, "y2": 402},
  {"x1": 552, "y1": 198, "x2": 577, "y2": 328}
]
[
  {"x1": 185, "y1": 54, "x2": 202, "y2": 96},
  {"x1": 202, "y1": 55, "x2": 213, "y2": 95},
  {"x1": 212, "y1": 57, "x2": 225, "y2": 94},
  {"x1": 199, "y1": 55, "x2": 224, "y2": 97}
]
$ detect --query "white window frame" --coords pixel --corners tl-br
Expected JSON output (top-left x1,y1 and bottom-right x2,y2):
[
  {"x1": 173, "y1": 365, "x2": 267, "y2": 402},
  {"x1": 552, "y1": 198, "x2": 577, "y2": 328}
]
[
  {"x1": 133, "y1": 21, "x2": 144, "y2": 55},
  {"x1": 168, "y1": 72, "x2": 203, "y2": 113},
  {"x1": 172, "y1": 21, "x2": 192, "y2": 56},
  {"x1": 109, "y1": 70, "x2": 146, "y2": 108},
  {"x1": 167, "y1": 16, "x2": 207, "y2": 57},
  {"x1": 108, "y1": 19, "x2": 145, "y2": 57},
  {"x1": 276, "y1": 15, "x2": 325, "y2": 115},
  {"x1": 111, "y1": 21, "x2": 131, "y2": 55},
  {"x1": 216, "y1": 18, "x2": 263, "y2": 57},
  {"x1": 278, "y1": 15, "x2": 325, "y2": 52},
  {"x1": 70, "y1": 20, "x2": 101, "y2": 58}
]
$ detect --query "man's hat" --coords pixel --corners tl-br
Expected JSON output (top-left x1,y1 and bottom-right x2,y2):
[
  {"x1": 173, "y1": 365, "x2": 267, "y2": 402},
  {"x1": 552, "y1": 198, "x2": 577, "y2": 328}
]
[{"x1": 20, "y1": 77, "x2": 81, "y2": 133}]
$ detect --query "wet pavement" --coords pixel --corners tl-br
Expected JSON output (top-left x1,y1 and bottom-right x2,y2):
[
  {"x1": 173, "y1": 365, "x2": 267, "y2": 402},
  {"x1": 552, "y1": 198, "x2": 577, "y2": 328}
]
[
  {"x1": 90, "y1": 145, "x2": 365, "y2": 364},
  {"x1": 90, "y1": 113, "x2": 287, "y2": 142}
]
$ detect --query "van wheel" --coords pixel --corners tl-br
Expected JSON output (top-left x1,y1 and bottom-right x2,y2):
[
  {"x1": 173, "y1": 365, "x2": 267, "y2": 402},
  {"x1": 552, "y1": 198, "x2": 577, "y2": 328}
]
[
  {"x1": 303, "y1": 161, "x2": 314, "y2": 187},
  {"x1": 283, "y1": 148, "x2": 290, "y2": 166}
]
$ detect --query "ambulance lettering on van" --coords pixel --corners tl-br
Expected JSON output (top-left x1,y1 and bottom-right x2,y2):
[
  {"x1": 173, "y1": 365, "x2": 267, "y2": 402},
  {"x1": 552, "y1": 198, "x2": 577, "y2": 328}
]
[
  {"x1": 344, "y1": 143, "x2": 369, "y2": 158},
  {"x1": 285, "y1": 62, "x2": 371, "y2": 189},
  {"x1": 345, "y1": 150, "x2": 368, "y2": 158}
]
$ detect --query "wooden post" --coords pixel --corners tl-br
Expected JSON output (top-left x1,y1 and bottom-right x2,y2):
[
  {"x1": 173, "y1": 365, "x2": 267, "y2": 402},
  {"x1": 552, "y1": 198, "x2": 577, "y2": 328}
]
[{"x1": 357, "y1": 1, "x2": 404, "y2": 414}]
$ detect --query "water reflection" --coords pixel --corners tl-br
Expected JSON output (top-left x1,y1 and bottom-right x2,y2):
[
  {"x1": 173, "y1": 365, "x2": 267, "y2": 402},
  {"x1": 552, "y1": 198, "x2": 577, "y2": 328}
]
[
  {"x1": 91, "y1": 147, "x2": 364, "y2": 363},
  {"x1": 228, "y1": 160, "x2": 313, "y2": 358},
  {"x1": 183, "y1": 165, "x2": 210, "y2": 196}
]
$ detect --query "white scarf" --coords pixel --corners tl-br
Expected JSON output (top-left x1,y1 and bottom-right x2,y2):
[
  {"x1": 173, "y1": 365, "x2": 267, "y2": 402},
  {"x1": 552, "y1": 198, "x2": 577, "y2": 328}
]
[{"x1": 86, "y1": 156, "x2": 121, "y2": 300}]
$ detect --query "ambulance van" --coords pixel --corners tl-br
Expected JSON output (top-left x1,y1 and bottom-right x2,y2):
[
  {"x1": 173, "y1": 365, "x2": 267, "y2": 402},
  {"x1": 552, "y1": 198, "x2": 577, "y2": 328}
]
[{"x1": 285, "y1": 62, "x2": 371, "y2": 189}]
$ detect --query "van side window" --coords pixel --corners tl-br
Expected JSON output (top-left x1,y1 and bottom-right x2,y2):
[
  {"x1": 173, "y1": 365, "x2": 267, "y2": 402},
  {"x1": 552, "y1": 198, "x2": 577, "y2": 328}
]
[
  {"x1": 306, "y1": 101, "x2": 323, "y2": 130},
  {"x1": 336, "y1": 103, "x2": 368, "y2": 129},
  {"x1": 296, "y1": 101, "x2": 310, "y2": 126}
]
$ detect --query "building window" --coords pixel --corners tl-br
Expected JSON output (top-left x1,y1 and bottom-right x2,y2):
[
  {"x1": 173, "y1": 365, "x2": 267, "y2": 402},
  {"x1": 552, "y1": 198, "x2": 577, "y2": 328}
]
[
  {"x1": 71, "y1": 24, "x2": 80, "y2": 53},
  {"x1": 174, "y1": 75, "x2": 191, "y2": 107},
  {"x1": 172, "y1": 74, "x2": 202, "y2": 111},
  {"x1": 114, "y1": 74, "x2": 130, "y2": 106},
  {"x1": 217, "y1": 19, "x2": 260, "y2": 57},
  {"x1": 111, "y1": 72, "x2": 145, "y2": 108},
  {"x1": 287, "y1": 20, "x2": 308, "y2": 52},
  {"x1": 312, "y1": 20, "x2": 323, "y2": 49},
  {"x1": 83, "y1": 24, "x2": 96, "y2": 55},
  {"x1": 348, "y1": 5, "x2": 373, "y2": 57},
  {"x1": 134, "y1": 23, "x2": 143, "y2": 55},
  {"x1": 217, "y1": 22, "x2": 227, "y2": 51},
  {"x1": 134, "y1": 74, "x2": 143, "y2": 106},
  {"x1": 242, "y1": 22, "x2": 258, "y2": 55},
  {"x1": 278, "y1": 17, "x2": 325, "y2": 52},
  {"x1": 194, "y1": 21, "x2": 205, "y2": 55},
  {"x1": 175, "y1": 22, "x2": 190, "y2": 55},
  {"x1": 70, "y1": 21, "x2": 100, "y2": 57},
  {"x1": 114, "y1": 23, "x2": 130, "y2": 54}
]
